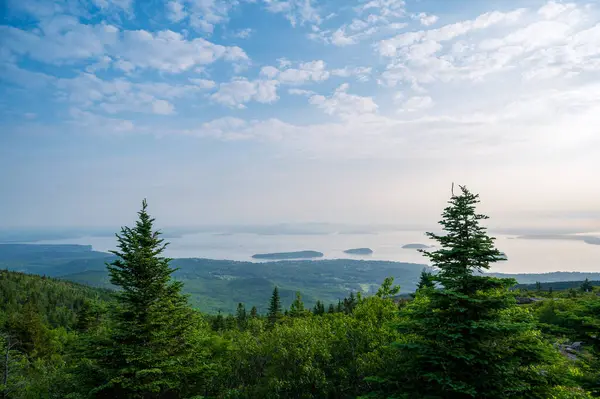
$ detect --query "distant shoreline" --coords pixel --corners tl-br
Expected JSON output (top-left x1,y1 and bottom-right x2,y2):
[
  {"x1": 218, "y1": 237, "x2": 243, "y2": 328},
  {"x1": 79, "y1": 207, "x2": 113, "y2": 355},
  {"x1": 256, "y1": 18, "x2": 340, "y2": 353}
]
[{"x1": 517, "y1": 234, "x2": 600, "y2": 246}]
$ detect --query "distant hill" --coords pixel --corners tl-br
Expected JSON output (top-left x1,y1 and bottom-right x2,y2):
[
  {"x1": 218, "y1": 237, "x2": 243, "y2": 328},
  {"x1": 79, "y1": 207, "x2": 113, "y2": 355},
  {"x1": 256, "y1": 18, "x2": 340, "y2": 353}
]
[{"x1": 252, "y1": 250, "x2": 324, "y2": 260}]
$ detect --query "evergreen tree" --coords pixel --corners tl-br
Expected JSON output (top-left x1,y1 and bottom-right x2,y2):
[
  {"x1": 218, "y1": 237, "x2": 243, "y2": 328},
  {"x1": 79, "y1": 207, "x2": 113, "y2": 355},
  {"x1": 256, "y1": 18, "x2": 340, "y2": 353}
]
[
  {"x1": 313, "y1": 300, "x2": 325, "y2": 316},
  {"x1": 377, "y1": 185, "x2": 565, "y2": 399},
  {"x1": 87, "y1": 200, "x2": 201, "y2": 398},
  {"x1": 416, "y1": 268, "x2": 435, "y2": 291},
  {"x1": 289, "y1": 292, "x2": 308, "y2": 317},
  {"x1": 327, "y1": 304, "x2": 335, "y2": 314},
  {"x1": 236, "y1": 303, "x2": 247, "y2": 330},
  {"x1": 267, "y1": 287, "x2": 282, "y2": 326},
  {"x1": 581, "y1": 278, "x2": 593, "y2": 293},
  {"x1": 336, "y1": 300, "x2": 344, "y2": 313},
  {"x1": 250, "y1": 306, "x2": 258, "y2": 318},
  {"x1": 212, "y1": 312, "x2": 225, "y2": 332},
  {"x1": 75, "y1": 299, "x2": 105, "y2": 333},
  {"x1": 343, "y1": 292, "x2": 357, "y2": 314},
  {"x1": 225, "y1": 314, "x2": 236, "y2": 330}
]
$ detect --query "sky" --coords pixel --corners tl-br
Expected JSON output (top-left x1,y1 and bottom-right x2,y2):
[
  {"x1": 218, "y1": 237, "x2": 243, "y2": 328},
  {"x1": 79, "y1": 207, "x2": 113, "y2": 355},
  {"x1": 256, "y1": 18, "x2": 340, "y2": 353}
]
[{"x1": 1, "y1": 0, "x2": 600, "y2": 230}]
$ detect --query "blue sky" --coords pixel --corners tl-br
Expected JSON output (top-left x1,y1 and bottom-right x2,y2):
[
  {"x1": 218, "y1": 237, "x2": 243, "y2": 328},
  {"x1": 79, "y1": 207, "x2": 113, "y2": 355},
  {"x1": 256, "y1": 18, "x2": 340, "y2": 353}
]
[{"x1": 1, "y1": 0, "x2": 600, "y2": 230}]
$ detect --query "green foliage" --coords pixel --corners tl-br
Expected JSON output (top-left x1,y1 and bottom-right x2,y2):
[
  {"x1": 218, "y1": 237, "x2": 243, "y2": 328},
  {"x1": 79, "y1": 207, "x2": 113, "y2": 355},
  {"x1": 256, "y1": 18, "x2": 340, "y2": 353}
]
[
  {"x1": 1, "y1": 191, "x2": 598, "y2": 398},
  {"x1": 77, "y1": 200, "x2": 214, "y2": 399},
  {"x1": 312, "y1": 300, "x2": 325, "y2": 316},
  {"x1": 580, "y1": 279, "x2": 593, "y2": 293},
  {"x1": 289, "y1": 292, "x2": 309, "y2": 318},
  {"x1": 416, "y1": 269, "x2": 435, "y2": 291},
  {"x1": 373, "y1": 186, "x2": 572, "y2": 398},
  {"x1": 267, "y1": 287, "x2": 282, "y2": 326}
]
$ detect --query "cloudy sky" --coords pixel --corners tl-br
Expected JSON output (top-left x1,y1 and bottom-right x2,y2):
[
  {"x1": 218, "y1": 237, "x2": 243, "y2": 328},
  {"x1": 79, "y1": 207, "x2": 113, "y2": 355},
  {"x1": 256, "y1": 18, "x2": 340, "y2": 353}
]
[{"x1": 1, "y1": 0, "x2": 600, "y2": 230}]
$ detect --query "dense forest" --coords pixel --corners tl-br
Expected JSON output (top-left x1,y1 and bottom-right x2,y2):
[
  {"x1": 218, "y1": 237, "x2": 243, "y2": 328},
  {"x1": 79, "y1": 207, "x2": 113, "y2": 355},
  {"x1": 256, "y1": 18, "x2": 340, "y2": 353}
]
[{"x1": 1, "y1": 187, "x2": 600, "y2": 398}]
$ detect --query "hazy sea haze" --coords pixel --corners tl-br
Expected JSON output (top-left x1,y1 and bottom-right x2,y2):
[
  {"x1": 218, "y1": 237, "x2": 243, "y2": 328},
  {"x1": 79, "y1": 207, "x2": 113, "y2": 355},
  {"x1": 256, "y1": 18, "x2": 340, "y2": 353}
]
[{"x1": 27, "y1": 230, "x2": 600, "y2": 274}]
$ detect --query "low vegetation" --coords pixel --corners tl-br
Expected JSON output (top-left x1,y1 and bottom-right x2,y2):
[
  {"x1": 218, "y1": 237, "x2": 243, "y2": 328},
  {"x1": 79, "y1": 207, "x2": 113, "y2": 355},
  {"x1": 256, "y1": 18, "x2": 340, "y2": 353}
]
[{"x1": 1, "y1": 187, "x2": 599, "y2": 398}]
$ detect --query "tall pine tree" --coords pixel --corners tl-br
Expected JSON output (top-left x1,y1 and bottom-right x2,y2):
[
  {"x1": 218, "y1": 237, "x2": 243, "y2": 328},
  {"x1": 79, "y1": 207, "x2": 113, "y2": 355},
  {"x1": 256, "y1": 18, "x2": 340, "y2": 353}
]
[
  {"x1": 88, "y1": 200, "x2": 201, "y2": 398},
  {"x1": 267, "y1": 287, "x2": 282, "y2": 326},
  {"x1": 376, "y1": 185, "x2": 565, "y2": 399}
]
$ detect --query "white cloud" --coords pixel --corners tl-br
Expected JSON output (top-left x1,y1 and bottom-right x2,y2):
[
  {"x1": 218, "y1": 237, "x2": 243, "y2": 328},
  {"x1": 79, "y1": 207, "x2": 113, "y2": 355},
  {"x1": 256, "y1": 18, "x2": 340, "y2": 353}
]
[
  {"x1": 308, "y1": 83, "x2": 378, "y2": 117},
  {"x1": 189, "y1": 78, "x2": 217, "y2": 89},
  {"x1": 0, "y1": 18, "x2": 248, "y2": 73},
  {"x1": 374, "y1": 2, "x2": 600, "y2": 90},
  {"x1": 400, "y1": 96, "x2": 434, "y2": 112},
  {"x1": 166, "y1": 0, "x2": 187, "y2": 22},
  {"x1": 7, "y1": 0, "x2": 132, "y2": 19},
  {"x1": 309, "y1": 0, "x2": 408, "y2": 46},
  {"x1": 164, "y1": 0, "x2": 240, "y2": 33},
  {"x1": 0, "y1": 20, "x2": 119, "y2": 65},
  {"x1": 0, "y1": 60, "x2": 54, "y2": 88},
  {"x1": 331, "y1": 66, "x2": 373, "y2": 81},
  {"x1": 113, "y1": 30, "x2": 248, "y2": 73},
  {"x1": 210, "y1": 78, "x2": 279, "y2": 108},
  {"x1": 114, "y1": 59, "x2": 135, "y2": 73},
  {"x1": 152, "y1": 99, "x2": 175, "y2": 115},
  {"x1": 414, "y1": 12, "x2": 439, "y2": 26},
  {"x1": 92, "y1": 0, "x2": 133, "y2": 14},
  {"x1": 360, "y1": 0, "x2": 406, "y2": 17},
  {"x1": 263, "y1": 0, "x2": 321, "y2": 27},
  {"x1": 288, "y1": 88, "x2": 315, "y2": 96},
  {"x1": 68, "y1": 107, "x2": 135, "y2": 132},
  {"x1": 55, "y1": 73, "x2": 206, "y2": 115},
  {"x1": 378, "y1": 9, "x2": 525, "y2": 58},
  {"x1": 232, "y1": 28, "x2": 254, "y2": 38},
  {"x1": 538, "y1": 1, "x2": 576, "y2": 19},
  {"x1": 260, "y1": 60, "x2": 330, "y2": 85}
]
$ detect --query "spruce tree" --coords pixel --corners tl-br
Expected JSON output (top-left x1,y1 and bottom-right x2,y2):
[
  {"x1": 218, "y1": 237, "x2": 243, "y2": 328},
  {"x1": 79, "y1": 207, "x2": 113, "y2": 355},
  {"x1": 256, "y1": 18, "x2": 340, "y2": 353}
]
[
  {"x1": 327, "y1": 304, "x2": 335, "y2": 314},
  {"x1": 89, "y1": 200, "x2": 200, "y2": 398},
  {"x1": 267, "y1": 287, "x2": 282, "y2": 326},
  {"x1": 250, "y1": 306, "x2": 258, "y2": 318},
  {"x1": 343, "y1": 292, "x2": 357, "y2": 314},
  {"x1": 416, "y1": 268, "x2": 435, "y2": 291},
  {"x1": 581, "y1": 278, "x2": 593, "y2": 293},
  {"x1": 312, "y1": 300, "x2": 325, "y2": 316},
  {"x1": 236, "y1": 303, "x2": 247, "y2": 330},
  {"x1": 289, "y1": 292, "x2": 307, "y2": 317},
  {"x1": 336, "y1": 300, "x2": 344, "y2": 313},
  {"x1": 378, "y1": 185, "x2": 565, "y2": 399}
]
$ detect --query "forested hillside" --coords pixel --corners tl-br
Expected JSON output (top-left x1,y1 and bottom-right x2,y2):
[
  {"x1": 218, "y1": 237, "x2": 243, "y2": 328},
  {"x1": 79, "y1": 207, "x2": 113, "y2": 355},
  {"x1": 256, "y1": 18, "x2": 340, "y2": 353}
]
[
  {"x1": 2, "y1": 189, "x2": 599, "y2": 398},
  {"x1": 3, "y1": 243, "x2": 600, "y2": 313}
]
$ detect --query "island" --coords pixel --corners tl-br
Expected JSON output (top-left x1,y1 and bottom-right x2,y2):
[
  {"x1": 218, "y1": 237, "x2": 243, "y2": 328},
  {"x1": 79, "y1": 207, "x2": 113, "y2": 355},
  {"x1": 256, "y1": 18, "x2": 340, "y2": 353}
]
[
  {"x1": 343, "y1": 248, "x2": 374, "y2": 255},
  {"x1": 402, "y1": 244, "x2": 431, "y2": 249},
  {"x1": 252, "y1": 250, "x2": 324, "y2": 260}
]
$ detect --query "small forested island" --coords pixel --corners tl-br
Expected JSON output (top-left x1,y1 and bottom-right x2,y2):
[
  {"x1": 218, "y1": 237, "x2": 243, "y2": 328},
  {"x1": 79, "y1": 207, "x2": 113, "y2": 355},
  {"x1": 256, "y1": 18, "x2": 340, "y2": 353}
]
[
  {"x1": 252, "y1": 250, "x2": 324, "y2": 260},
  {"x1": 402, "y1": 243, "x2": 431, "y2": 249},
  {"x1": 343, "y1": 247, "x2": 373, "y2": 255}
]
